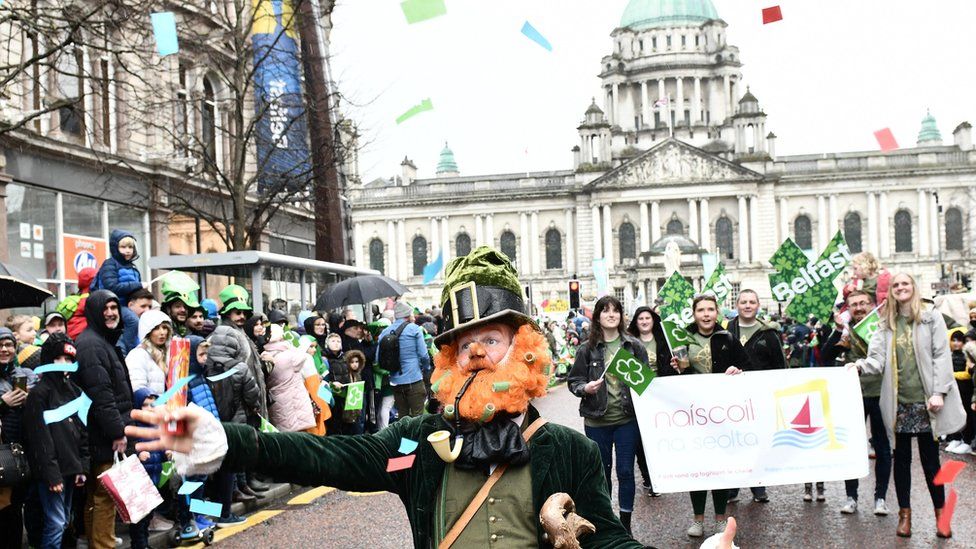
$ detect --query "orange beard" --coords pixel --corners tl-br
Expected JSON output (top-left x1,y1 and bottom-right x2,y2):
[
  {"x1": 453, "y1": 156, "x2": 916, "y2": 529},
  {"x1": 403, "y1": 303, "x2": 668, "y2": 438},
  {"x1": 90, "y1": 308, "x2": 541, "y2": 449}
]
[{"x1": 431, "y1": 324, "x2": 551, "y2": 421}]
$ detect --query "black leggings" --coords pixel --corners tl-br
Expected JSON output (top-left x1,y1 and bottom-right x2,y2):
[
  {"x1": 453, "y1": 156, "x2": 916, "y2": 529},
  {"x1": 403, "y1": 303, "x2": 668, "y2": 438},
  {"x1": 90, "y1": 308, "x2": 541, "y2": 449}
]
[
  {"x1": 690, "y1": 490, "x2": 728, "y2": 516},
  {"x1": 893, "y1": 433, "x2": 944, "y2": 509}
]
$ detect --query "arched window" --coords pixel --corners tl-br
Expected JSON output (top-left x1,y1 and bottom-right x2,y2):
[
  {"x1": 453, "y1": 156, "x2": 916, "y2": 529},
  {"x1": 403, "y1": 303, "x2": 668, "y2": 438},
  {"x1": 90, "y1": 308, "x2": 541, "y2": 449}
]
[
  {"x1": 894, "y1": 210, "x2": 913, "y2": 252},
  {"x1": 715, "y1": 217, "x2": 734, "y2": 259},
  {"x1": 945, "y1": 207, "x2": 963, "y2": 251},
  {"x1": 545, "y1": 229, "x2": 562, "y2": 270},
  {"x1": 500, "y1": 231, "x2": 517, "y2": 262},
  {"x1": 844, "y1": 212, "x2": 862, "y2": 253},
  {"x1": 666, "y1": 217, "x2": 684, "y2": 235},
  {"x1": 455, "y1": 233, "x2": 472, "y2": 257},
  {"x1": 412, "y1": 236, "x2": 427, "y2": 276},
  {"x1": 619, "y1": 222, "x2": 636, "y2": 260},
  {"x1": 201, "y1": 78, "x2": 217, "y2": 164},
  {"x1": 794, "y1": 215, "x2": 812, "y2": 250},
  {"x1": 368, "y1": 239, "x2": 385, "y2": 274}
]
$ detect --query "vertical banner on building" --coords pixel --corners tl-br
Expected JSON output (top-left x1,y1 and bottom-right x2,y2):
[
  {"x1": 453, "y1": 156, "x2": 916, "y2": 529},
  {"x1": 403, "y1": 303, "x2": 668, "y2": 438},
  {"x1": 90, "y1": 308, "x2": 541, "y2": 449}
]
[
  {"x1": 252, "y1": 0, "x2": 312, "y2": 193},
  {"x1": 591, "y1": 258, "x2": 609, "y2": 297},
  {"x1": 62, "y1": 234, "x2": 108, "y2": 282}
]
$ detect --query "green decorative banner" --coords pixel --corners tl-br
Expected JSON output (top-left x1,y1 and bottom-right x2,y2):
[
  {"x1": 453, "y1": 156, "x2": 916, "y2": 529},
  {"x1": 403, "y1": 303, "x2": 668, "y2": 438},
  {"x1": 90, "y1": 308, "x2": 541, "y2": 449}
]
[
  {"x1": 606, "y1": 346, "x2": 655, "y2": 396},
  {"x1": 658, "y1": 272, "x2": 696, "y2": 350},
  {"x1": 344, "y1": 381, "x2": 366, "y2": 411},
  {"x1": 852, "y1": 307, "x2": 881, "y2": 343},
  {"x1": 768, "y1": 231, "x2": 852, "y2": 324}
]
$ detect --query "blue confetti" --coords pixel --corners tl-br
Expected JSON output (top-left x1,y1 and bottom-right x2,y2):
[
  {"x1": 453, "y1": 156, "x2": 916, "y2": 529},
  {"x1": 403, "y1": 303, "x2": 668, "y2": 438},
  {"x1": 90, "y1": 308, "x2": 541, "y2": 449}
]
[
  {"x1": 178, "y1": 480, "x2": 204, "y2": 495},
  {"x1": 153, "y1": 375, "x2": 195, "y2": 407},
  {"x1": 189, "y1": 498, "x2": 223, "y2": 517},
  {"x1": 521, "y1": 21, "x2": 552, "y2": 52},
  {"x1": 206, "y1": 370, "x2": 236, "y2": 383},
  {"x1": 43, "y1": 393, "x2": 91, "y2": 426},
  {"x1": 398, "y1": 437, "x2": 419, "y2": 455},
  {"x1": 33, "y1": 362, "x2": 79, "y2": 375},
  {"x1": 316, "y1": 382, "x2": 334, "y2": 407}
]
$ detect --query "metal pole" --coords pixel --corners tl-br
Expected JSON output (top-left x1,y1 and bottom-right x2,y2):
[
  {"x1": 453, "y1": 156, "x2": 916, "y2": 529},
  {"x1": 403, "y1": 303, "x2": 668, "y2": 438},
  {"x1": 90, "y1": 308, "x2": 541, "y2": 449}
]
[{"x1": 934, "y1": 191, "x2": 946, "y2": 294}]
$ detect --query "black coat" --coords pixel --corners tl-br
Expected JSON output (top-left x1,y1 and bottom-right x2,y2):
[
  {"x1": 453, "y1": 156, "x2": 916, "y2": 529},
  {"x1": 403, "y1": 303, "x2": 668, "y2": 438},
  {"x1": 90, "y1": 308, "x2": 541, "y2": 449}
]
[
  {"x1": 205, "y1": 326, "x2": 261, "y2": 424},
  {"x1": 74, "y1": 290, "x2": 133, "y2": 464},
  {"x1": 567, "y1": 334, "x2": 649, "y2": 419},
  {"x1": 626, "y1": 307, "x2": 676, "y2": 376},
  {"x1": 684, "y1": 325, "x2": 753, "y2": 374},
  {"x1": 727, "y1": 318, "x2": 786, "y2": 371},
  {"x1": 0, "y1": 361, "x2": 38, "y2": 445},
  {"x1": 23, "y1": 373, "x2": 90, "y2": 485}
]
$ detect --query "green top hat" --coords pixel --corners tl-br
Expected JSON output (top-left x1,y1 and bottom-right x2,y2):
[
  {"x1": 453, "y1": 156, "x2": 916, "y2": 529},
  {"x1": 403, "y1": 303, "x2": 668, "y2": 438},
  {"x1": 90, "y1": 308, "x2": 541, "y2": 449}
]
[
  {"x1": 218, "y1": 284, "x2": 253, "y2": 315},
  {"x1": 159, "y1": 271, "x2": 202, "y2": 310},
  {"x1": 433, "y1": 246, "x2": 537, "y2": 348},
  {"x1": 162, "y1": 290, "x2": 202, "y2": 310}
]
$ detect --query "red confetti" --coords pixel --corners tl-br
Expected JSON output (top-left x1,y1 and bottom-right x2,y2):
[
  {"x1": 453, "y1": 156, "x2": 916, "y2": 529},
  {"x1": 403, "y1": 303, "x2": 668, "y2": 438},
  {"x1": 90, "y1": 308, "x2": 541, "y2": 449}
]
[
  {"x1": 934, "y1": 460, "x2": 967, "y2": 486},
  {"x1": 874, "y1": 128, "x2": 899, "y2": 152},
  {"x1": 762, "y1": 6, "x2": 783, "y2": 24},
  {"x1": 938, "y1": 488, "x2": 957, "y2": 534},
  {"x1": 386, "y1": 454, "x2": 417, "y2": 472}
]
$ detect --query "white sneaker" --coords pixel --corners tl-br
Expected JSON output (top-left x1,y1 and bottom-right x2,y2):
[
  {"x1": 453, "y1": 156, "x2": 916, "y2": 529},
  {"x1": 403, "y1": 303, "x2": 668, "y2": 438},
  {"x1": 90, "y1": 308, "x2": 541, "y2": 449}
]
[
  {"x1": 149, "y1": 514, "x2": 175, "y2": 531},
  {"x1": 840, "y1": 497, "x2": 857, "y2": 514},
  {"x1": 687, "y1": 520, "x2": 704, "y2": 537},
  {"x1": 874, "y1": 498, "x2": 890, "y2": 515},
  {"x1": 951, "y1": 442, "x2": 972, "y2": 454},
  {"x1": 945, "y1": 440, "x2": 961, "y2": 452}
]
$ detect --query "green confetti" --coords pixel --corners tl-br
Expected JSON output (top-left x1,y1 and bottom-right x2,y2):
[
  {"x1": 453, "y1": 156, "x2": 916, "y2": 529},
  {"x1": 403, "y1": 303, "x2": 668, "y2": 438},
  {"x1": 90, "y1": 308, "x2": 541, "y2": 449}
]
[
  {"x1": 395, "y1": 98, "x2": 433, "y2": 125},
  {"x1": 400, "y1": 0, "x2": 446, "y2": 24},
  {"x1": 259, "y1": 416, "x2": 279, "y2": 433}
]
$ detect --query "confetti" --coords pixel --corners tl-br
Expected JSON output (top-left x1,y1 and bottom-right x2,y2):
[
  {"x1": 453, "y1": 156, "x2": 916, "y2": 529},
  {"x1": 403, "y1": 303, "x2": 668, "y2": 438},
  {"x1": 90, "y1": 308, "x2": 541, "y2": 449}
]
[
  {"x1": 189, "y1": 498, "x2": 223, "y2": 517},
  {"x1": 938, "y1": 488, "x2": 957, "y2": 534},
  {"x1": 157, "y1": 462, "x2": 174, "y2": 488},
  {"x1": 398, "y1": 437, "x2": 419, "y2": 455},
  {"x1": 153, "y1": 375, "x2": 195, "y2": 407},
  {"x1": 422, "y1": 250, "x2": 444, "y2": 285},
  {"x1": 33, "y1": 362, "x2": 79, "y2": 374},
  {"x1": 150, "y1": 12, "x2": 180, "y2": 56},
  {"x1": 178, "y1": 480, "x2": 204, "y2": 495},
  {"x1": 395, "y1": 98, "x2": 433, "y2": 125},
  {"x1": 386, "y1": 454, "x2": 417, "y2": 472},
  {"x1": 874, "y1": 128, "x2": 899, "y2": 151},
  {"x1": 317, "y1": 382, "x2": 335, "y2": 407},
  {"x1": 43, "y1": 393, "x2": 91, "y2": 426},
  {"x1": 762, "y1": 6, "x2": 783, "y2": 24},
  {"x1": 520, "y1": 21, "x2": 552, "y2": 51},
  {"x1": 400, "y1": 0, "x2": 446, "y2": 25},
  {"x1": 933, "y1": 460, "x2": 966, "y2": 485},
  {"x1": 206, "y1": 369, "x2": 236, "y2": 383}
]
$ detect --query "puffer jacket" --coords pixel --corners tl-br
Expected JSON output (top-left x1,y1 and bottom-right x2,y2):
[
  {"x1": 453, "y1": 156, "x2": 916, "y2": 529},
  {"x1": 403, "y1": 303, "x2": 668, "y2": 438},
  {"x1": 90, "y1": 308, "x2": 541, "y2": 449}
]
[
  {"x1": 205, "y1": 326, "x2": 260, "y2": 423},
  {"x1": 225, "y1": 324, "x2": 268, "y2": 418},
  {"x1": 0, "y1": 360, "x2": 39, "y2": 445},
  {"x1": 124, "y1": 310, "x2": 172, "y2": 394},
  {"x1": 23, "y1": 365, "x2": 89, "y2": 485},
  {"x1": 264, "y1": 340, "x2": 315, "y2": 432},
  {"x1": 75, "y1": 290, "x2": 133, "y2": 464},
  {"x1": 567, "y1": 334, "x2": 649, "y2": 420},
  {"x1": 92, "y1": 229, "x2": 143, "y2": 304},
  {"x1": 58, "y1": 267, "x2": 97, "y2": 340},
  {"x1": 186, "y1": 336, "x2": 220, "y2": 419}
]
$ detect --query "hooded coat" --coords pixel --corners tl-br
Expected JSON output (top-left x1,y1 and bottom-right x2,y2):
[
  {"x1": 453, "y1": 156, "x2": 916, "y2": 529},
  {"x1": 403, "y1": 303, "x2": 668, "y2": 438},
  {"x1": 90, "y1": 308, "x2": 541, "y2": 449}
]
[
  {"x1": 75, "y1": 290, "x2": 133, "y2": 463},
  {"x1": 58, "y1": 267, "x2": 97, "y2": 340},
  {"x1": 264, "y1": 332, "x2": 315, "y2": 433},
  {"x1": 224, "y1": 321, "x2": 268, "y2": 419},
  {"x1": 125, "y1": 310, "x2": 172, "y2": 394},
  {"x1": 93, "y1": 229, "x2": 143, "y2": 304},
  {"x1": 204, "y1": 326, "x2": 261, "y2": 424},
  {"x1": 186, "y1": 336, "x2": 220, "y2": 419}
]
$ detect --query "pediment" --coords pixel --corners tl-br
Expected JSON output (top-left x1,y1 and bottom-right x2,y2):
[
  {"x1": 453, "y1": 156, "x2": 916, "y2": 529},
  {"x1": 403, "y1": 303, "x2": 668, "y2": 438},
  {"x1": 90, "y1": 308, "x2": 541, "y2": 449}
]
[{"x1": 588, "y1": 139, "x2": 763, "y2": 189}]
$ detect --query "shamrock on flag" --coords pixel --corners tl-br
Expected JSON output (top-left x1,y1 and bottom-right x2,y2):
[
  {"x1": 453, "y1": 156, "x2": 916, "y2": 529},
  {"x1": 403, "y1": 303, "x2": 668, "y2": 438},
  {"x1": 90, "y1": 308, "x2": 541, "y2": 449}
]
[
  {"x1": 345, "y1": 381, "x2": 366, "y2": 411},
  {"x1": 853, "y1": 307, "x2": 881, "y2": 343},
  {"x1": 606, "y1": 346, "x2": 655, "y2": 396},
  {"x1": 658, "y1": 272, "x2": 696, "y2": 351},
  {"x1": 768, "y1": 231, "x2": 853, "y2": 324}
]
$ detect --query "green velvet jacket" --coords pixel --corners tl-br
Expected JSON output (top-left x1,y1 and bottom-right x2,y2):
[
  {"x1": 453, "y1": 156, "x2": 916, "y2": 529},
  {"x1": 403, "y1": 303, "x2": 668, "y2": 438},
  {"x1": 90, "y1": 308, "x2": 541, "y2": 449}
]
[{"x1": 222, "y1": 405, "x2": 646, "y2": 548}]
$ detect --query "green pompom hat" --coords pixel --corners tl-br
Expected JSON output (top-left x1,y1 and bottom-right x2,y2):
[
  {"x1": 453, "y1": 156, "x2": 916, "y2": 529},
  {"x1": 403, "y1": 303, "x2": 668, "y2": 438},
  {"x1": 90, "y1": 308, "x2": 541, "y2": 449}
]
[
  {"x1": 218, "y1": 284, "x2": 253, "y2": 316},
  {"x1": 433, "y1": 246, "x2": 538, "y2": 348}
]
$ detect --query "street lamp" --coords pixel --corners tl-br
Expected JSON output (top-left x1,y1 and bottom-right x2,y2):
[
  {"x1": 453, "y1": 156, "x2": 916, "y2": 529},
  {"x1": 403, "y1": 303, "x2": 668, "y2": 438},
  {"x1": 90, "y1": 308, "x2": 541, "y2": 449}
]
[{"x1": 933, "y1": 190, "x2": 947, "y2": 294}]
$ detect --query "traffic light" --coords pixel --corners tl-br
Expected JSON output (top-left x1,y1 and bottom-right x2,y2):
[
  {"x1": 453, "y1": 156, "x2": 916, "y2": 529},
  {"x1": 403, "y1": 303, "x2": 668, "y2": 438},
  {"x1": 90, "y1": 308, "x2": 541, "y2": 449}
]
[{"x1": 568, "y1": 279, "x2": 580, "y2": 309}]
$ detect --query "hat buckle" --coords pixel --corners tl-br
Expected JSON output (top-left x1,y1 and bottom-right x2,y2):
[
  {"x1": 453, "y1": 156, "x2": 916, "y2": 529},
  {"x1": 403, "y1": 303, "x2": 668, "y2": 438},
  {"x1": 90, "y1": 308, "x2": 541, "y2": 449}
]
[{"x1": 449, "y1": 281, "x2": 480, "y2": 329}]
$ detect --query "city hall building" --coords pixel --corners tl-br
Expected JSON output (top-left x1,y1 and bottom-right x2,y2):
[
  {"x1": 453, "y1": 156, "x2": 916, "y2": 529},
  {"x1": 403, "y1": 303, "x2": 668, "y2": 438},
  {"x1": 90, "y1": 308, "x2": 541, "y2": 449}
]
[{"x1": 348, "y1": 0, "x2": 976, "y2": 313}]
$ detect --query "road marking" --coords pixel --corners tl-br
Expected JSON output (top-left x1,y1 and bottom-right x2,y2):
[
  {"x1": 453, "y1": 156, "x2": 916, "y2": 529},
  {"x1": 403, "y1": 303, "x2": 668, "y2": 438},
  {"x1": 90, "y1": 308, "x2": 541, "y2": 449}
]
[
  {"x1": 288, "y1": 486, "x2": 335, "y2": 505},
  {"x1": 186, "y1": 510, "x2": 284, "y2": 548}
]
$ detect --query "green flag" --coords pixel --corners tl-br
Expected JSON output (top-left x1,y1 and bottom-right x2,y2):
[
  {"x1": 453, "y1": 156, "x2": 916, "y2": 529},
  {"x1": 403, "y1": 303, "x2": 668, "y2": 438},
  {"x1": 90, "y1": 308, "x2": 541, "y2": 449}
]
[
  {"x1": 157, "y1": 461, "x2": 174, "y2": 488},
  {"x1": 259, "y1": 416, "x2": 279, "y2": 433},
  {"x1": 702, "y1": 263, "x2": 734, "y2": 303},
  {"x1": 606, "y1": 346, "x2": 655, "y2": 396},
  {"x1": 853, "y1": 307, "x2": 881, "y2": 343},
  {"x1": 658, "y1": 272, "x2": 696, "y2": 350},
  {"x1": 344, "y1": 381, "x2": 366, "y2": 411},
  {"x1": 768, "y1": 231, "x2": 852, "y2": 324}
]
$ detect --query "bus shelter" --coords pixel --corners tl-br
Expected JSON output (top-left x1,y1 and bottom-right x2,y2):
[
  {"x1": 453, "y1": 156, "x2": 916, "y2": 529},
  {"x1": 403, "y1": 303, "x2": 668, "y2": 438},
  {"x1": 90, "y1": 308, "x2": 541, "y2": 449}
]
[{"x1": 148, "y1": 251, "x2": 378, "y2": 314}]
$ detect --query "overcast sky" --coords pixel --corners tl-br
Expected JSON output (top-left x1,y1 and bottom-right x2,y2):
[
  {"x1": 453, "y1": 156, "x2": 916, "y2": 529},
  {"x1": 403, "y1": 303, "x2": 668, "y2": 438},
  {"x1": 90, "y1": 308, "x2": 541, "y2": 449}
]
[{"x1": 329, "y1": 0, "x2": 976, "y2": 182}]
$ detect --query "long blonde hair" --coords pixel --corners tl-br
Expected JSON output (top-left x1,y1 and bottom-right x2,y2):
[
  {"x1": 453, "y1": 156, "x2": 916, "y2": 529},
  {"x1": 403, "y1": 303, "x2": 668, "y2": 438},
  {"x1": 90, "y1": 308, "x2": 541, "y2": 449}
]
[
  {"x1": 140, "y1": 323, "x2": 171, "y2": 373},
  {"x1": 884, "y1": 272, "x2": 922, "y2": 327}
]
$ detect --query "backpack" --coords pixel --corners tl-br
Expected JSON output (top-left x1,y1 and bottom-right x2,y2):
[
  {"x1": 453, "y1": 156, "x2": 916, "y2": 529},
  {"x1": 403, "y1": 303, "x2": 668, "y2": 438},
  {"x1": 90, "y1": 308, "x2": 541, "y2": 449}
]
[{"x1": 377, "y1": 322, "x2": 410, "y2": 374}]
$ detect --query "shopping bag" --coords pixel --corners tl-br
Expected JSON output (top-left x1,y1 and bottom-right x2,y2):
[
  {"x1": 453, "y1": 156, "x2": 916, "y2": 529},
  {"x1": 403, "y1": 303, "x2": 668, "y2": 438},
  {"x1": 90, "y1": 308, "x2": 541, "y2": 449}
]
[{"x1": 97, "y1": 453, "x2": 164, "y2": 524}]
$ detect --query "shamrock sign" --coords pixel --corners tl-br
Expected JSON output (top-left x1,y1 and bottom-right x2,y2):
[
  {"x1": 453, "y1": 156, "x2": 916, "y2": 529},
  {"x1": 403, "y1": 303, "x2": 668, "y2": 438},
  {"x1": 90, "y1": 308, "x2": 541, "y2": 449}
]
[
  {"x1": 345, "y1": 381, "x2": 365, "y2": 411},
  {"x1": 768, "y1": 231, "x2": 853, "y2": 324},
  {"x1": 658, "y1": 272, "x2": 696, "y2": 350},
  {"x1": 606, "y1": 346, "x2": 655, "y2": 396},
  {"x1": 853, "y1": 307, "x2": 881, "y2": 343}
]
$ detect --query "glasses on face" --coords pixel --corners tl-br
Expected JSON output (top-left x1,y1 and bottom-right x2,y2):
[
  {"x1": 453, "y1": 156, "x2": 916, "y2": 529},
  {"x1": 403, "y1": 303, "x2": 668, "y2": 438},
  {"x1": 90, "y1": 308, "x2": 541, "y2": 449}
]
[{"x1": 0, "y1": 342, "x2": 15, "y2": 350}]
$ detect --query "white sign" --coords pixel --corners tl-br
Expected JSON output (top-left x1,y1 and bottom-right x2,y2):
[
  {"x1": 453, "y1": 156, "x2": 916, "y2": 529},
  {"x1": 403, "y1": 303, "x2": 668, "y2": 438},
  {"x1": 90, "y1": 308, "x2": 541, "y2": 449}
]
[{"x1": 634, "y1": 368, "x2": 868, "y2": 492}]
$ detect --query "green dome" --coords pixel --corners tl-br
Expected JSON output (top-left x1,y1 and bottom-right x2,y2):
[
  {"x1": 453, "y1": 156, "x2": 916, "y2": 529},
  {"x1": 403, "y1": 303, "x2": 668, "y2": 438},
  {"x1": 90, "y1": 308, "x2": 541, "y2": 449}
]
[
  {"x1": 436, "y1": 142, "x2": 459, "y2": 174},
  {"x1": 916, "y1": 110, "x2": 942, "y2": 145},
  {"x1": 620, "y1": 0, "x2": 719, "y2": 30}
]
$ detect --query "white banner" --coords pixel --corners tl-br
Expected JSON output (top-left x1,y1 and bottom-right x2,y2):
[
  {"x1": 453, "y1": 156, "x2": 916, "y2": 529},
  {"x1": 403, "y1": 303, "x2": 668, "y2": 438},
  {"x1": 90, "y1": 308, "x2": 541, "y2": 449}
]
[{"x1": 634, "y1": 368, "x2": 869, "y2": 492}]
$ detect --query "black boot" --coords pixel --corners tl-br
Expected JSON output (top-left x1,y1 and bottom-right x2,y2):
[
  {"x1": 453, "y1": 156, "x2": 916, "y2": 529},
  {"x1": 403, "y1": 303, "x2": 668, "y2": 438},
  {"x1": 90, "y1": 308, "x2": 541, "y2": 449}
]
[{"x1": 619, "y1": 511, "x2": 632, "y2": 536}]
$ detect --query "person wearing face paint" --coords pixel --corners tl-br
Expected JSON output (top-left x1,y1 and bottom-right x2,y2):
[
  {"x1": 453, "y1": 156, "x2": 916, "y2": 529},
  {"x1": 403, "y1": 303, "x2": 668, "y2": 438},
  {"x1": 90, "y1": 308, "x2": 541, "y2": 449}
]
[{"x1": 848, "y1": 273, "x2": 967, "y2": 539}]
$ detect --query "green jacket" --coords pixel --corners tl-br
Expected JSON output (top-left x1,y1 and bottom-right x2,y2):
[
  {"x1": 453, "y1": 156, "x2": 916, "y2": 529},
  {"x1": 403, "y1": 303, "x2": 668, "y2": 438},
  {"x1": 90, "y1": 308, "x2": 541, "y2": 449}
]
[{"x1": 222, "y1": 405, "x2": 644, "y2": 549}]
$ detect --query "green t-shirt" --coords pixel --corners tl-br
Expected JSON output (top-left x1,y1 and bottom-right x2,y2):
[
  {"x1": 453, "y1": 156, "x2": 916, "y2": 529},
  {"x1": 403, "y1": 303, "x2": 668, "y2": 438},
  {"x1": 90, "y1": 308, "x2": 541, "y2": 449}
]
[
  {"x1": 895, "y1": 315, "x2": 925, "y2": 404},
  {"x1": 736, "y1": 322, "x2": 760, "y2": 347},
  {"x1": 689, "y1": 332, "x2": 713, "y2": 374},
  {"x1": 584, "y1": 337, "x2": 632, "y2": 428},
  {"x1": 641, "y1": 337, "x2": 658, "y2": 372},
  {"x1": 848, "y1": 331, "x2": 882, "y2": 398}
]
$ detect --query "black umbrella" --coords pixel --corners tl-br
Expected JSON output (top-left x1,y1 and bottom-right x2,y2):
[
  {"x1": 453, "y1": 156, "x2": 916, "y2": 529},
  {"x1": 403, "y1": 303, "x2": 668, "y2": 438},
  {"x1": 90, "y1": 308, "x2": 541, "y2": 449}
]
[
  {"x1": 315, "y1": 275, "x2": 409, "y2": 311},
  {"x1": 0, "y1": 262, "x2": 54, "y2": 309}
]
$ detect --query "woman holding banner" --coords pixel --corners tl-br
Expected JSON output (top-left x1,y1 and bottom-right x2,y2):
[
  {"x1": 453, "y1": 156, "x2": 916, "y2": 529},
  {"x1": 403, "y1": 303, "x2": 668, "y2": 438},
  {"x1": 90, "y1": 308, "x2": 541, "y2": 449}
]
[
  {"x1": 670, "y1": 294, "x2": 748, "y2": 538},
  {"x1": 568, "y1": 295, "x2": 649, "y2": 535},
  {"x1": 849, "y1": 273, "x2": 966, "y2": 539}
]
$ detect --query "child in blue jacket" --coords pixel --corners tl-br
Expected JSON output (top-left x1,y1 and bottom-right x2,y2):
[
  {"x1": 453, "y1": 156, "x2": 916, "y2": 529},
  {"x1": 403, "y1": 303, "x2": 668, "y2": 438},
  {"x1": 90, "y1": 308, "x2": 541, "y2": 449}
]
[{"x1": 94, "y1": 229, "x2": 143, "y2": 304}]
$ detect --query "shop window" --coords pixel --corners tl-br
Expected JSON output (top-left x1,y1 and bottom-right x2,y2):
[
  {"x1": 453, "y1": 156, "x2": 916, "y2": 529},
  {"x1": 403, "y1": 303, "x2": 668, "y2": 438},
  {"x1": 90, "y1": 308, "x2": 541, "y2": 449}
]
[{"x1": 5, "y1": 184, "x2": 58, "y2": 281}]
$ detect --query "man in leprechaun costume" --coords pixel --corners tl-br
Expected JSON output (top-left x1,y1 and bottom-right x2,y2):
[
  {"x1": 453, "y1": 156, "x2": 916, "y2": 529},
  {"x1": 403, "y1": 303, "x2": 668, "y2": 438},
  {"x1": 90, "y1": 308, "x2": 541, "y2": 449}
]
[{"x1": 126, "y1": 248, "x2": 737, "y2": 548}]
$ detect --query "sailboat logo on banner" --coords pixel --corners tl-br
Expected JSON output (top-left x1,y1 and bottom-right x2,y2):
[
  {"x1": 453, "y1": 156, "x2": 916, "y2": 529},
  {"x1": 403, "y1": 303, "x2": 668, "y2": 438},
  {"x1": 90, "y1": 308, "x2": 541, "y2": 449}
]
[{"x1": 771, "y1": 380, "x2": 847, "y2": 451}]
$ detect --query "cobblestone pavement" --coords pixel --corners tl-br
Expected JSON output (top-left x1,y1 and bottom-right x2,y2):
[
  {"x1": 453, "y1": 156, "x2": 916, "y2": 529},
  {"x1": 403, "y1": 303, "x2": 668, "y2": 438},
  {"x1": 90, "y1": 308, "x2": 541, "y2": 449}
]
[{"x1": 212, "y1": 384, "x2": 976, "y2": 548}]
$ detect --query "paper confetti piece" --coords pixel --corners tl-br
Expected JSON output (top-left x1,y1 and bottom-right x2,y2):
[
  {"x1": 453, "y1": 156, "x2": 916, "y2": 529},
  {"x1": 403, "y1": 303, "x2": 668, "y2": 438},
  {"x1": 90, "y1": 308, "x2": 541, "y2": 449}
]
[
  {"x1": 520, "y1": 21, "x2": 552, "y2": 51},
  {"x1": 400, "y1": 0, "x2": 446, "y2": 24},
  {"x1": 43, "y1": 393, "x2": 92, "y2": 426},
  {"x1": 761, "y1": 6, "x2": 783, "y2": 24},
  {"x1": 178, "y1": 480, "x2": 204, "y2": 495},
  {"x1": 33, "y1": 362, "x2": 78, "y2": 375},
  {"x1": 938, "y1": 488, "x2": 957, "y2": 534},
  {"x1": 386, "y1": 454, "x2": 416, "y2": 472},
  {"x1": 398, "y1": 437, "x2": 419, "y2": 455},
  {"x1": 153, "y1": 374, "x2": 195, "y2": 407},
  {"x1": 189, "y1": 498, "x2": 223, "y2": 517},
  {"x1": 150, "y1": 12, "x2": 180, "y2": 56},
  {"x1": 316, "y1": 382, "x2": 334, "y2": 407},
  {"x1": 874, "y1": 128, "x2": 899, "y2": 151},
  {"x1": 395, "y1": 98, "x2": 433, "y2": 125},
  {"x1": 158, "y1": 462, "x2": 174, "y2": 488},
  {"x1": 422, "y1": 250, "x2": 444, "y2": 285},
  {"x1": 206, "y1": 369, "x2": 236, "y2": 383},
  {"x1": 934, "y1": 460, "x2": 966, "y2": 485}
]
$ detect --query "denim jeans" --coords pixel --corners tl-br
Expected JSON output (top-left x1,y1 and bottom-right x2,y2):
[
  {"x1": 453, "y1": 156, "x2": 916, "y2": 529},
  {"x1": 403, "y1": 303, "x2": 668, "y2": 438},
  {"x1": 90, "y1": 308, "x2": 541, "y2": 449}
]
[
  {"x1": 584, "y1": 420, "x2": 639, "y2": 513},
  {"x1": 36, "y1": 480, "x2": 74, "y2": 549},
  {"x1": 845, "y1": 396, "x2": 891, "y2": 501}
]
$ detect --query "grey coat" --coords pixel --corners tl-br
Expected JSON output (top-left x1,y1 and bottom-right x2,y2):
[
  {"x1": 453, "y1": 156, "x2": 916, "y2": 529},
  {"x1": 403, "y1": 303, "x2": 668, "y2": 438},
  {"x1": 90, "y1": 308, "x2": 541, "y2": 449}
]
[{"x1": 857, "y1": 307, "x2": 966, "y2": 444}]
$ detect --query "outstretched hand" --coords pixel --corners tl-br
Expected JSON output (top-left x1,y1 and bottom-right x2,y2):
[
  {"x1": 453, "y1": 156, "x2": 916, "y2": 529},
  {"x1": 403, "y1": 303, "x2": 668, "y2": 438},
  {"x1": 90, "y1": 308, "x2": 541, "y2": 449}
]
[
  {"x1": 125, "y1": 406, "x2": 209, "y2": 454},
  {"x1": 700, "y1": 517, "x2": 738, "y2": 549}
]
